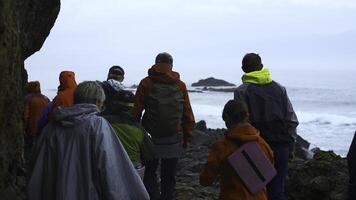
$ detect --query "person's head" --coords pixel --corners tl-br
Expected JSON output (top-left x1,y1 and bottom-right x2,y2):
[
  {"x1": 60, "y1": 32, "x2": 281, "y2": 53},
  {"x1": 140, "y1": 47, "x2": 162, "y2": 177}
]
[
  {"x1": 73, "y1": 81, "x2": 105, "y2": 109},
  {"x1": 155, "y1": 52, "x2": 173, "y2": 68},
  {"x1": 26, "y1": 81, "x2": 41, "y2": 94},
  {"x1": 107, "y1": 65, "x2": 125, "y2": 82},
  {"x1": 241, "y1": 53, "x2": 263, "y2": 73},
  {"x1": 58, "y1": 71, "x2": 77, "y2": 91},
  {"x1": 222, "y1": 99, "x2": 249, "y2": 128}
]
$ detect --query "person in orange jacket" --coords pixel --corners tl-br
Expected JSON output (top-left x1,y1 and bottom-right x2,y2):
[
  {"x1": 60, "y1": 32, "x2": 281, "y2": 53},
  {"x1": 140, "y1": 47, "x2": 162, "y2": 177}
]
[
  {"x1": 200, "y1": 99, "x2": 274, "y2": 200},
  {"x1": 132, "y1": 52, "x2": 195, "y2": 200},
  {"x1": 24, "y1": 81, "x2": 50, "y2": 160},
  {"x1": 52, "y1": 71, "x2": 77, "y2": 110},
  {"x1": 24, "y1": 81, "x2": 50, "y2": 137}
]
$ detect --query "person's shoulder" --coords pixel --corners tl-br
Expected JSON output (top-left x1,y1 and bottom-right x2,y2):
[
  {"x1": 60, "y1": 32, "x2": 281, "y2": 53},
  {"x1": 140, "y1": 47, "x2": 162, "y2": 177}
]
[
  {"x1": 138, "y1": 77, "x2": 153, "y2": 88},
  {"x1": 87, "y1": 115, "x2": 115, "y2": 136},
  {"x1": 271, "y1": 80, "x2": 285, "y2": 88},
  {"x1": 235, "y1": 82, "x2": 251, "y2": 92},
  {"x1": 176, "y1": 79, "x2": 187, "y2": 89},
  {"x1": 270, "y1": 81, "x2": 288, "y2": 94}
]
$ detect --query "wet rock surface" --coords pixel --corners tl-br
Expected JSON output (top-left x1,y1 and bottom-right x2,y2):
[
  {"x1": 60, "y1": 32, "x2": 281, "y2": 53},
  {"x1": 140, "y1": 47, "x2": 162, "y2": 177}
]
[
  {"x1": 0, "y1": 0, "x2": 60, "y2": 198},
  {"x1": 176, "y1": 123, "x2": 348, "y2": 200}
]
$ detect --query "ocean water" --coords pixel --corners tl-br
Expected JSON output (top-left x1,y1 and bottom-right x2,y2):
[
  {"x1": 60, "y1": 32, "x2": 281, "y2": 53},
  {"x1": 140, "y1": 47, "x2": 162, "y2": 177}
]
[
  {"x1": 188, "y1": 86, "x2": 356, "y2": 157},
  {"x1": 42, "y1": 80, "x2": 356, "y2": 157}
]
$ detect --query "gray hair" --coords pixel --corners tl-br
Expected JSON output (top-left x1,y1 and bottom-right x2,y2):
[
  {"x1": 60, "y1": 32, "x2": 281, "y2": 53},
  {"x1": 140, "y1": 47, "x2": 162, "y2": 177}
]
[{"x1": 73, "y1": 81, "x2": 105, "y2": 104}]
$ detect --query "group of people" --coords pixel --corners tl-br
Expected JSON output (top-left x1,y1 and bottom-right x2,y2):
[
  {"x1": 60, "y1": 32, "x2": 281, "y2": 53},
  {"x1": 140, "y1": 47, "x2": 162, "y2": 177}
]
[{"x1": 23, "y1": 52, "x2": 355, "y2": 200}]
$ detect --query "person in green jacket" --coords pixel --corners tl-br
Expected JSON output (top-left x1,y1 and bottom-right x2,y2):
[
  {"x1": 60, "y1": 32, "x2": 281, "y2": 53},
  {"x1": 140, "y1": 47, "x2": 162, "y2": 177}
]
[{"x1": 101, "y1": 90, "x2": 153, "y2": 178}]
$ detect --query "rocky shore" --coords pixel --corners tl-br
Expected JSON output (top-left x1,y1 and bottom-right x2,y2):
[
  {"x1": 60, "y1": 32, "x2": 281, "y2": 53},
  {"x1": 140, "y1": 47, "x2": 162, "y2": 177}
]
[{"x1": 175, "y1": 121, "x2": 349, "y2": 200}]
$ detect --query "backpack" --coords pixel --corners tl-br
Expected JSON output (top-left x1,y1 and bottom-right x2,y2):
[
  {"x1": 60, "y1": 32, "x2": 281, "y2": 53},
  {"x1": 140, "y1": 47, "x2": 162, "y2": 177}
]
[
  {"x1": 99, "y1": 81, "x2": 134, "y2": 115},
  {"x1": 142, "y1": 82, "x2": 184, "y2": 138},
  {"x1": 228, "y1": 140, "x2": 276, "y2": 194}
]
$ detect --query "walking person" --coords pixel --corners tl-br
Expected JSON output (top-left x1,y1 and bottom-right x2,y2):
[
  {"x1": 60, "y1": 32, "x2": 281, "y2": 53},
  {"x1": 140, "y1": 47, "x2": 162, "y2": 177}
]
[
  {"x1": 100, "y1": 65, "x2": 134, "y2": 115},
  {"x1": 24, "y1": 81, "x2": 50, "y2": 160},
  {"x1": 132, "y1": 52, "x2": 195, "y2": 200},
  {"x1": 200, "y1": 99, "x2": 274, "y2": 200},
  {"x1": 234, "y1": 53, "x2": 299, "y2": 200},
  {"x1": 101, "y1": 88, "x2": 153, "y2": 179},
  {"x1": 27, "y1": 81, "x2": 149, "y2": 200}
]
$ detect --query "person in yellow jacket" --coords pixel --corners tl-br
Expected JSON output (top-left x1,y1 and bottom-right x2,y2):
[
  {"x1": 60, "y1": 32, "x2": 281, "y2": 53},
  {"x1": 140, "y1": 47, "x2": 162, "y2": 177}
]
[{"x1": 200, "y1": 99, "x2": 274, "y2": 200}]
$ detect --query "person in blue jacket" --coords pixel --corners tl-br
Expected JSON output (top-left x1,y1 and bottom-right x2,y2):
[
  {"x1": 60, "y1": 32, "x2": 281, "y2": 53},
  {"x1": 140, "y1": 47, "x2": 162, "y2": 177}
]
[{"x1": 234, "y1": 53, "x2": 299, "y2": 200}]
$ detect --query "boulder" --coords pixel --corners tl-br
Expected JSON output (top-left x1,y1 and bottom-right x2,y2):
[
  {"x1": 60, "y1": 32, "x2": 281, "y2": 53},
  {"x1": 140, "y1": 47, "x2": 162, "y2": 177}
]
[{"x1": 195, "y1": 120, "x2": 207, "y2": 132}]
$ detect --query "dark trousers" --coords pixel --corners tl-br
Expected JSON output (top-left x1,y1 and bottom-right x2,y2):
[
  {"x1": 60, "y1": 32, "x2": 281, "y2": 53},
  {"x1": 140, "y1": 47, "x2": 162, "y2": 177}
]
[
  {"x1": 144, "y1": 158, "x2": 178, "y2": 200},
  {"x1": 267, "y1": 145, "x2": 289, "y2": 200}
]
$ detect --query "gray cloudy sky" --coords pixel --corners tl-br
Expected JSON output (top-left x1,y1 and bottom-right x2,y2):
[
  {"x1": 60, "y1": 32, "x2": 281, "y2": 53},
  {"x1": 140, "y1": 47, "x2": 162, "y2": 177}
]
[{"x1": 25, "y1": 0, "x2": 356, "y2": 89}]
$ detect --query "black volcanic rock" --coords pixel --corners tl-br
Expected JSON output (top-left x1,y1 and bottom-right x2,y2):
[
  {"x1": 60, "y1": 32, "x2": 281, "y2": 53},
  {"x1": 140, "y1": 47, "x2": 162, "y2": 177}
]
[
  {"x1": 0, "y1": 0, "x2": 60, "y2": 198},
  {"x1": 176, "y1": 128, "x2": 348, "y2": 200},
  {"x1": 192, "y1": 77, "x2": 235, "y2": 87}
]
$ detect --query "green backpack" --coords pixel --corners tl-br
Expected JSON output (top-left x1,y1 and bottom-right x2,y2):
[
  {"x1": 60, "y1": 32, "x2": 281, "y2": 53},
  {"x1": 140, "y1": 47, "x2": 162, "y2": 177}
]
[{"x1": 142, "y1": 82, "x2": 184, "y2": 138}]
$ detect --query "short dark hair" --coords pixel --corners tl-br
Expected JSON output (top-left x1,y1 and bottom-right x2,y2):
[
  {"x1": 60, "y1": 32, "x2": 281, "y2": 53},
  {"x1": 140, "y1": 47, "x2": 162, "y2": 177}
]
[
  {"x1": 107, "y1": 65, "x2": 124, "y2": 81},
  {"x1": 222, "y1": 100, "x2": 249, "y2": 124},
  {"x1": 242, "y1": 53, "x2": 263, "y2": 73},
  {"x1": 108, "y1": 65, "x2": 124, "y2": 76},
  {"x1": 155, "y1": 52, "x2": 173, "y2": 66}
]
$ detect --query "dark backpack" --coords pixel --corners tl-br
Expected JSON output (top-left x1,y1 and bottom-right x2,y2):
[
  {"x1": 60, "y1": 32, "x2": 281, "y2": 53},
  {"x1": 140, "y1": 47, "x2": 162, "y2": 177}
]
[
  {"x1": 99, "y1": 81, "x2": 134, "y2": 115},
  {"x1": 142, "y1": 82, "x2": 184, "y2": 138}
]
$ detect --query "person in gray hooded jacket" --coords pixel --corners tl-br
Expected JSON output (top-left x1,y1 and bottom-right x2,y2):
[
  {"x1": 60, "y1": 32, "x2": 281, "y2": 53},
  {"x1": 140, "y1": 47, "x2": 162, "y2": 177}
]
[{"x1": 27, "y1": 81, "x2": 149, "y2": 200}]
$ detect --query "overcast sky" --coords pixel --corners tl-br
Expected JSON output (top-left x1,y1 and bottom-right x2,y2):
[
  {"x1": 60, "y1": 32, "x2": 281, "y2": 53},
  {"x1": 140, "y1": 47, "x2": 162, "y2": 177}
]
[{"x1": 25, "y1": 0, "x2": 356, "y2": 89}]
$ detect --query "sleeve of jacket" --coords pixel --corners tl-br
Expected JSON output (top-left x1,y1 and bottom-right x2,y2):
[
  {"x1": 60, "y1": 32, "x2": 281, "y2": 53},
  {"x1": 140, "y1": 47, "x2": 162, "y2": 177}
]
[
  {"x1": 131, "y1": 78, "x2": 151, "y2": 122},
  {"x1": 178, "y1": 81, "x2": 195, "y2": 138},
  {"x1": 283, "y1": 88, "x2": 299, "y2": 141},
  {"x1": 94, "y1": 118, "x2": 149, "y2": 200},
  {"x1": 200, "y1": 141, "x2": 223, "y2": 186}
]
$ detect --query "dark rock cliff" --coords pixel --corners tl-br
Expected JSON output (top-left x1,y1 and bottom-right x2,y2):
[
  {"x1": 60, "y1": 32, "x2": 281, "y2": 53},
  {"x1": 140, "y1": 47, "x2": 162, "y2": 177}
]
[{"x1": 0, "y1": 0, "x2": 60, "y2": 198}]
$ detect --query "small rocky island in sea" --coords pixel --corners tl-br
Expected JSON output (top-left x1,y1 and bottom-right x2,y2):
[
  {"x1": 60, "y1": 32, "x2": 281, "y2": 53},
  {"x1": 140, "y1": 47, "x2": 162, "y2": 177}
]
[
  {"x1": 192, "y1": 77, "x2": 236, "y2": 87},
  {"x1": 191, "y1": 77, "x2": 237, "y2": 92}
]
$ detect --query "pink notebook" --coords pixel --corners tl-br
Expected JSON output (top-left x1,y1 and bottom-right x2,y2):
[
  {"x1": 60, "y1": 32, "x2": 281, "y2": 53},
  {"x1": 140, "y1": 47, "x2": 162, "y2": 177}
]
[{"x1": 228, "y1": 141, "x2": 276, "y2": 194}]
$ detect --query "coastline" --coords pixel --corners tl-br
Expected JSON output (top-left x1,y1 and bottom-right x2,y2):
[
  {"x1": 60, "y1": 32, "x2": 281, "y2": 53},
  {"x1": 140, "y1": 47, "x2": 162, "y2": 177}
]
[{"x1": 175, "y1": 123, "x2": 348, "y2": 200}]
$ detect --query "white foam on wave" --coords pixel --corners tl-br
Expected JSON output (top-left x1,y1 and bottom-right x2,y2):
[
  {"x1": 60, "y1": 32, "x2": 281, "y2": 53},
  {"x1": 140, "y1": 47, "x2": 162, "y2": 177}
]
[{"x1": 297, "y1": 111, "x2": 356, "y2": 126}]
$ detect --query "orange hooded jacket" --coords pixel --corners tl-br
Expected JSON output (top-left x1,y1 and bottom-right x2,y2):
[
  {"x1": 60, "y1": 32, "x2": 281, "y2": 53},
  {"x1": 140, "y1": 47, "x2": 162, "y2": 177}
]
[
  {"x1": 200, "y1": 124, "x2": 274, "y2": 200},
  {"x1": 131, "y1": 63, "x2": 195, "y2": 143},
  {"x1": 24, "y1": 81, "x2": 50, "y2": 137},
  {"x1": 52, "y1": 71, "x2": 77, "y2": 110}
]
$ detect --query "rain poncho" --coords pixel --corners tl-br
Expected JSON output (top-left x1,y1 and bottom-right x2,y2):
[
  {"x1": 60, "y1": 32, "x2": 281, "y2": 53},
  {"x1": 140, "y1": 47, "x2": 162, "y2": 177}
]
[{"x1": 27, "y1": 103, "x2": 149, "y2": 200}]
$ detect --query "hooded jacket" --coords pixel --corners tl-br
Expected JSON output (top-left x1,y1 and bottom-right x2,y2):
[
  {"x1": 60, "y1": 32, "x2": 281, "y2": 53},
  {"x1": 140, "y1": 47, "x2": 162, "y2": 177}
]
[
  {"x1": 52, "y1": 71, "x2": 77, "y2": 110},
  {"x1": 27, "y1": 104, "x2": 149, "y2": 200},
  {"x1": 200, "y1": 124, "x2": 273, "y2": 200},
  {"x1": 24, "y1": 81, "x2": 50, "y2": 137},
  {"x1": 234, "y1": 68, "x2": 299, "y2": 146},
  {"x1": 132, "y1": 63, "x2": 195, "y2": 144}
]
